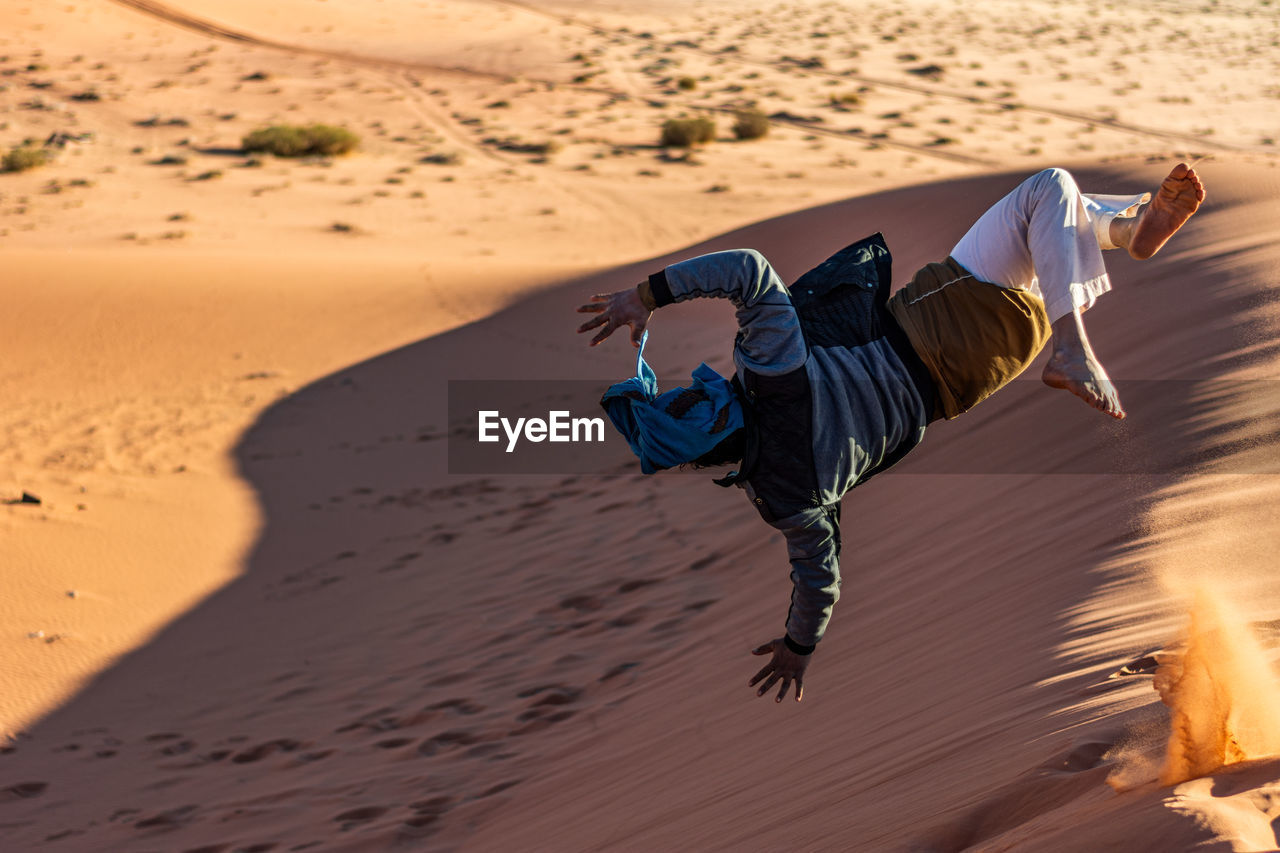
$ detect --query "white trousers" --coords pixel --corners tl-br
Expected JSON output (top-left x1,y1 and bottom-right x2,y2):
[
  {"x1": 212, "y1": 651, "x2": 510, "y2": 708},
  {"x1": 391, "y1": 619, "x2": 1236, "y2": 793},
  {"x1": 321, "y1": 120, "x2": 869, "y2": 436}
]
[{"x1": 950, "y1": 168, "x2": 1149, "y2": 325}]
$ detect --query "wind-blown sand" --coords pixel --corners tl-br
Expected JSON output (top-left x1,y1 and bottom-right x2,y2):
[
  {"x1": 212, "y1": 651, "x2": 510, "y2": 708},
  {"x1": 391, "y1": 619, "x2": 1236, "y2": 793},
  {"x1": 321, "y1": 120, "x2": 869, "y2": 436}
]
[{"x1": 3, "y1": 1, "x2": 1280, "y2": 850}]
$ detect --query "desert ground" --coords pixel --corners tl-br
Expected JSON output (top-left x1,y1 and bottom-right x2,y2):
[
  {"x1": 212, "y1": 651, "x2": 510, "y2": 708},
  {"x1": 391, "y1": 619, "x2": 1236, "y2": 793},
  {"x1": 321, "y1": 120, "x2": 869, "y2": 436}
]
[{"x1": 2, "y1": 0, "x2": 1280, "y2": 850}]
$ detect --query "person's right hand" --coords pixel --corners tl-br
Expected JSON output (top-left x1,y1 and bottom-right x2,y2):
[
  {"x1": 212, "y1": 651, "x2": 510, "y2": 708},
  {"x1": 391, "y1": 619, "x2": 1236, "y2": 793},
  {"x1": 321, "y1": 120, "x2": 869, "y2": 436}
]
[
  {"x1": 749, "y1": 637, "x2": 812, "y2": 703},
  {"x1": 576, "y1": 287, "x2": 651, "y2": 347}
]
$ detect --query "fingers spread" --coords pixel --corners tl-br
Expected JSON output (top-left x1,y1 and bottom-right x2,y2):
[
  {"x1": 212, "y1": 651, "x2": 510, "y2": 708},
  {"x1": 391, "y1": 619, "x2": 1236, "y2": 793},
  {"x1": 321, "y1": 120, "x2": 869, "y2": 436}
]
[
  {"x1": 590, "y1": 324, "x2": 614, "y2": 346},
  {"x1": 776, "y1": 678, "x2": 791, "y2": 703},
  {"x1": 795, "y1": 679, "x2": 804, "y2": 702},
  {"x1": 756, "y1": 673, "x2": 779, "y2": 697},
  {"x1": 751, "y1": 643, "x2": 773, "y2": 656},
  {"x1": 576, "y1": 302, "x2": 606, "y2": 314},
  {"x1": 577, "y1": 313, "x2": 608, "y2": 333},
  {"x1": 749, "y1": 662, "x2": 774, "y2": 686}
]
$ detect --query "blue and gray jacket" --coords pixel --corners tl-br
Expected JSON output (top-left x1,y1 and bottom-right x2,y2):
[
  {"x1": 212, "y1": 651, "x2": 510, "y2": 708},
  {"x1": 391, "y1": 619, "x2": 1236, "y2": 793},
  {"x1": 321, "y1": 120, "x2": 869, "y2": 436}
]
[{"x1": 643, "y1": 234, "x2": 938, "y2": 652}]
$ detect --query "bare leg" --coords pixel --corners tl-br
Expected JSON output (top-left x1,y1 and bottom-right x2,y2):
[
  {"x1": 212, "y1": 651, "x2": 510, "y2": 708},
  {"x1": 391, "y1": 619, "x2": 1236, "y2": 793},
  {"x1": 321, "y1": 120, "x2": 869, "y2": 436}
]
[
  {"x1": 1126, "y1": 163, "x2": 1205, "y2": 260},
  {"x1": 1041, "y1": 309, "x2": 1125, "y2": 419}
]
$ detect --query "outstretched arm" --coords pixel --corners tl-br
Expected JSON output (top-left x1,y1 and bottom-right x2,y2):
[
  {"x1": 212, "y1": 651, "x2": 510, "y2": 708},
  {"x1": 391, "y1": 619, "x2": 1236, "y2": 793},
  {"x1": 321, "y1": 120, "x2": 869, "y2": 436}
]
[
  {"x1": 749, "y1": 504, "x2": 843, "y2": 703},
  {"x1": 576, "y1": 249, "x2": 806, "y2": 375}
]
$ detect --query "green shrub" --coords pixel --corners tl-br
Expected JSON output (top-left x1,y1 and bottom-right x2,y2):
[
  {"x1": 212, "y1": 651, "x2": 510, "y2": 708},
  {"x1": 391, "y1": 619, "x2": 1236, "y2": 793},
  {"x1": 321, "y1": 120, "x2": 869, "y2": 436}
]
[
  {"x1": 731, "y1": 109, "x2": 770, "y2": 140},
  {"x1": 660, "y1": 117, "x2": 716, "y2": 147},
  {"x1": 242, "y1": 124, "x2": 359, "y2": 158},
  {"x1": 304, "y1": 125, "x2": 358, "y2": 155},
  {"x1": 1, "y1": 146, "x2": 49, "y2": 173}
]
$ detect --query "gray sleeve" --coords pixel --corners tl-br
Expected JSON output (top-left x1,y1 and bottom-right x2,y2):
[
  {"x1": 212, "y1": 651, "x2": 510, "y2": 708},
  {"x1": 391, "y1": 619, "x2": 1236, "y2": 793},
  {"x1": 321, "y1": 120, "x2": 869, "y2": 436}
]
[
  {"x1": 775, "y1": 503, "x2": 842, "y2": 647},
  {"x1": 651, "y1": 249, "x2": 806, "y2": 376}
]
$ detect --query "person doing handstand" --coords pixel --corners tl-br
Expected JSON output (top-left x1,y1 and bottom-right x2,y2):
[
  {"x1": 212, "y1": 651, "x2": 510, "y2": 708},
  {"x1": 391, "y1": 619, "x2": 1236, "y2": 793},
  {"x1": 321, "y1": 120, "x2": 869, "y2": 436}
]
[{"x1": 576, "y1": 164, "x2": 1205, "y2": 704}]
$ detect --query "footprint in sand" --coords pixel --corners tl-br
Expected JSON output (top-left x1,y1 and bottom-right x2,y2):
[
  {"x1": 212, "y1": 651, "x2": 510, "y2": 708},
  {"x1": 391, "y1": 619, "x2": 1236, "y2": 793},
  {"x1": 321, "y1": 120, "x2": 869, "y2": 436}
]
[
  {"x1": 600, "y1": 662, "x2": 641, "y2": 682},
  {"x1": 606, "y1": 607, "x2": 649, "y2": 628},
  {"x1": 134, "y1": 803, "x2": 199, "y2": 829},
  {"x1": 402, "y1": 795, "x2": 453, "y2": 832},
  {"x1": 231, "y1": 738, "x2": 305, "y2": 764},
  {"x1": 334, "y1": 805, "x2": 388, "y2": 829},
  {"x1": 417, "y1": 730, "x2": 484, "y2": 756},
  {"x1": 159, "y1": 739, "x2": 197, "y2": 756},
  {"x1": 477, "y1": 779, "x2": 521, "y2": 798},
  {"x1": 508, "y1": 685, "x2": 583, "y2": 732},
  {"x1": 144, "y1": 731, "x2": 185, "y2": 742},
  {"x1": 559, "y1": 593, "x2": 604, "y2": 612},
  {"x1": 1, "y1": 781, "x2": 48, "y2": 800},
  {"x1": 375, "y1": 737, "x2": 415, "y2": 749},
  {"x1": 43, "y1": 829, "x2": 84, "y2": 843},
  {"x1": 428, "y1": 697, "x2": 485, "y2": 716},
  {"x1": 688, "y1": 552, "x2": 721, "y2": 571},
  {"x1": 510, "y1": 711, "x2": 575, "y2": 736},
  {"x1": 617, "y1": 578, "x2": 661, "y2": 594}
]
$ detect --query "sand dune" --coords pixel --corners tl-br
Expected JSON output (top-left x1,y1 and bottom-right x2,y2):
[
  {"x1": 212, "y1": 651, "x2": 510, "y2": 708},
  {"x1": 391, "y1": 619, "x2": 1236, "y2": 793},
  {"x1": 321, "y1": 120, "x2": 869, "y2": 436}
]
[
  {"x1": 2, "y1": 163, "x2": 1279, "y2": 850},
  {"x1": 3, "y1": 0, "x2": 1280, "y2": 850}
]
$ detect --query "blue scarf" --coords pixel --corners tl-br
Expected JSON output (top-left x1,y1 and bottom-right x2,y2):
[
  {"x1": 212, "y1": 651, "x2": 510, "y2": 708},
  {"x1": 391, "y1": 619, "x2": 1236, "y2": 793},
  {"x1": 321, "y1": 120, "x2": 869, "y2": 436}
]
[{"x1": 601, "y1": 332, "x2": 745, "y2": 473}]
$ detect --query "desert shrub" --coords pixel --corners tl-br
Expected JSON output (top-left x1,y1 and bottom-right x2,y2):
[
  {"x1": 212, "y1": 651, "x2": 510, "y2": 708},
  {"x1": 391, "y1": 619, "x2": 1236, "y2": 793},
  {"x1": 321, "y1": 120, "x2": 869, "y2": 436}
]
[
  {"x1": 907, "y1": 64, "x2": 945, "y2": 79},
  {"x1": 731, "y1": 109, "x2": 769, "y2": 140},
  {"x1": 660, "y1": 116, "x2": 716, "y2": 147},
  {"x1": 2, "y1": 146, "x2": 49, "y2": 173},
  {"x1": 677, "y1": 76, "x2": 697, "y2": 91},
  {"x1": 242, "y1": 124, "x2": 359, "y2": 158}
]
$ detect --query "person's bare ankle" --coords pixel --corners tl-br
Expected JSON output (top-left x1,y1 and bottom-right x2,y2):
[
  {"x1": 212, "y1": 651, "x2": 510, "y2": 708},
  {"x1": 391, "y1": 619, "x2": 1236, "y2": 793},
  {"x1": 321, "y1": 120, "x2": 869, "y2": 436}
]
[{"x1": 1108, "y1": 215, "x2": 1134, "y2": 251}]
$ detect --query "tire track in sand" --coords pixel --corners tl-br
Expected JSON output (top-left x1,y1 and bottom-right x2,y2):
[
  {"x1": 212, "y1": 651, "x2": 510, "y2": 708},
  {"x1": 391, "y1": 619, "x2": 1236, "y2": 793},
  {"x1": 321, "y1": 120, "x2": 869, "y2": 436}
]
[{"x1": 108, "y1": 0, "x2": 514, "y2": 81}]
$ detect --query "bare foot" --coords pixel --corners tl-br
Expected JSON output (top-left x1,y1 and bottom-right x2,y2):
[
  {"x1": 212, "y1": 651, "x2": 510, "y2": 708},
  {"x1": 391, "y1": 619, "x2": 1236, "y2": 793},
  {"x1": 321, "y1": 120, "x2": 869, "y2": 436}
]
[
  {"x1": 1042, "y1": 349, "x2": 1126, "y2": 419},
  {"x1": 1128, "y1": 162, "x2": 1205, "y2": 260}
]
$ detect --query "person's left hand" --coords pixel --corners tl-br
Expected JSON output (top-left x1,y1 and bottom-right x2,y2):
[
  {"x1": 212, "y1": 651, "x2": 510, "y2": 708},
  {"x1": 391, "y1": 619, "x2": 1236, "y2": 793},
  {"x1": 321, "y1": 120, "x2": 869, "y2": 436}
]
[{"x1": 749, "y1": 637, "x2": 811, "y2": 703}]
